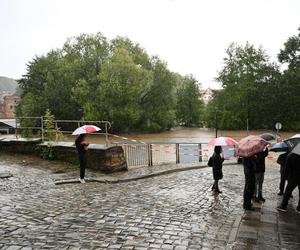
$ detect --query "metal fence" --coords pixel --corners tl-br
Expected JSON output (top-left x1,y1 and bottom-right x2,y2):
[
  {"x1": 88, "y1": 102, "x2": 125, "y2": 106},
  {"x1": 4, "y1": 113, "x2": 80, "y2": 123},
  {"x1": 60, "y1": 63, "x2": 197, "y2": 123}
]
[
  {"x1": 1, "y1": 117, "x2": 111, "y2": 144},
  {"x1": 113, "y1": 142, "x2": 212, "y2": 167}
]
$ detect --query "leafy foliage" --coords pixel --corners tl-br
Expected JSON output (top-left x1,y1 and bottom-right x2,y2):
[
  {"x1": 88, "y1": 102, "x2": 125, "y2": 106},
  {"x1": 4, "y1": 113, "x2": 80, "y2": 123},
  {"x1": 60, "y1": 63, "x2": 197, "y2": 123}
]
[
  {"x1": 176, "y1": 75, "x2": 204, "y2": 126},
  {"x1": 18, "y1": 33, "x2": 205, "y2": 132}
]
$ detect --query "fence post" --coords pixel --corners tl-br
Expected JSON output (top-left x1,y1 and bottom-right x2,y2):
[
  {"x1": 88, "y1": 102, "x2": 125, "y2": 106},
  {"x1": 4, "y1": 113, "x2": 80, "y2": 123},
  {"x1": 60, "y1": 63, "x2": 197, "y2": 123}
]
[
  {"x1": 176, "y1": 143, "x2": 180, "y2": 164},
  {"x1": 198, "y1": 143, "x2": 202, "y2": 162},
  {"x1": 105, "y1": 122, "x2": 108, "y2": 145},
  {"x1": 41, "y1": 116, "x2": 44, "y2": 142},
  {"x1": 15, "y1": 117, "x2": 18, "y2": 138},
  {"x1": 148, "y1": 144, "x2": 153, "y2": 166}
]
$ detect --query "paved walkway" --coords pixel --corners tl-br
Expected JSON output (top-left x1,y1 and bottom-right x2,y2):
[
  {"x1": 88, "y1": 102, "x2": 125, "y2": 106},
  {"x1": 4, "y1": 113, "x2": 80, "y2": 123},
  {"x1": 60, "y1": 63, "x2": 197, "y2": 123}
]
[{"x1": 0, "y1": 153, "x2": 300, "y2": 249}]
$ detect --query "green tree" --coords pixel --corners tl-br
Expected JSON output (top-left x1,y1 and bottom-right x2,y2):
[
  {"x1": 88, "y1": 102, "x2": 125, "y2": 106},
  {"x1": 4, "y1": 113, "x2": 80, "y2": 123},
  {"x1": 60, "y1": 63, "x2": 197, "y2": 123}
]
[
  {"x1": 276, "y1": 27, "x2": 300, "y2": 129},
  {"x1": 208, "y1": 43, "x2": 279, "y2": 130},
  {"x1": 140, "y1": 58, "x2": 176, "y2": 131},
  {"x1": 176, "y1": 75, "x2": 204, "y2": 126},
  {"x1": 96, "y1": 48, "x2": 153, "y2": 131}
]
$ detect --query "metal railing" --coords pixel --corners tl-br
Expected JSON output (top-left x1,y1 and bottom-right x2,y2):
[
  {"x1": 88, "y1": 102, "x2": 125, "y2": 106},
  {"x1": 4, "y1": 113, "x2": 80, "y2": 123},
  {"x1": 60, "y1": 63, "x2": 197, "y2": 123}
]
[
  {"x1": 2, "y1": 117, "x2": 111, "y2": 144},
  {"x1": 113, "y1": 142, "x2": 211, "y2": 167}
]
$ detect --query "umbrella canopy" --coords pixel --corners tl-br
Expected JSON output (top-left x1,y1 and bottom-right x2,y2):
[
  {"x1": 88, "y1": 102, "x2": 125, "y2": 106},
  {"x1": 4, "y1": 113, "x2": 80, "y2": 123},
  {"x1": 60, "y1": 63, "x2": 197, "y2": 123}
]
[
  {"x1": 208, "y1": 136, "x2": 238, "y2": 146},
  {"x1": 291, "y1": 143, "x2": 300, "y2": 156},
  {"x1": 284, "y1": 134, "x2": 300, "y2": 150},
  {"x1": 269, "y1": 141, "x2": 288, "y2": 152},
  {"x1": 237, "y1": 135, "x2": 269, "y2": 157},
  {"x1": 260, "y1": 133, "x2": 279, "y2": 141},
  {"x1": 72, "y1": 125, "x2": 101, "y2": 135}
]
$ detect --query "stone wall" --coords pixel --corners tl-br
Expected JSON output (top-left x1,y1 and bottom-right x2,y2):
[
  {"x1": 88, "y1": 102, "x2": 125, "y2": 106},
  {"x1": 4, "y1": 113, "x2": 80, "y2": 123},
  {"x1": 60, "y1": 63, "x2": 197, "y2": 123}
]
[{"x1": 0, "y1": 138, "x2": 128, "y2": 173}]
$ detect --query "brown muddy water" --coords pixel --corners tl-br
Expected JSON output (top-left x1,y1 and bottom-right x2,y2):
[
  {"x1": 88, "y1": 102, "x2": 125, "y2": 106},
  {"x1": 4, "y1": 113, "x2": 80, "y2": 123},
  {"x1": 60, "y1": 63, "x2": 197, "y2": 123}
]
[{"x1": 65, "y1": 127, "x2": 297, "y2": 144}]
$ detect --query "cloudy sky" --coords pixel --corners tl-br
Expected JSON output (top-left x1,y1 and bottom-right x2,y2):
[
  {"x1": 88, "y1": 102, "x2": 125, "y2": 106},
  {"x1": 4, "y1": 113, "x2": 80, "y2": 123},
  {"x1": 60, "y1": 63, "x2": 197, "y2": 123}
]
[{"x1": 0, "y1": 0, "x2": 299, "y2": 88}]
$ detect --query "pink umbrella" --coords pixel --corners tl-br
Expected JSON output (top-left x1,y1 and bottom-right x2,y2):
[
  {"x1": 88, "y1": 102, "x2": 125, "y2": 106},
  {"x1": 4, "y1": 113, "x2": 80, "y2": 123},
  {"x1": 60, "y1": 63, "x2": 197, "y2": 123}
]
[
  {"x1": 237, "y1": 135, "x2": 269, "y2": 157},
  {"x1": 208, "y1": 136, "x2": 238, "y2": 146},
  {"x1": 72, "y1": 125, "x2": 101, "y2": 135}
]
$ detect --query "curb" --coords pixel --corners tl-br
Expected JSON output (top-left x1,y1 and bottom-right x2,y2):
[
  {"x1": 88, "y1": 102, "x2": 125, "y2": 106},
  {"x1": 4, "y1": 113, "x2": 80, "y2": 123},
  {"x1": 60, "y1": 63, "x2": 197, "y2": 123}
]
[{"x1": 54, "y1": 165, "x2": 208, "y2": 185}]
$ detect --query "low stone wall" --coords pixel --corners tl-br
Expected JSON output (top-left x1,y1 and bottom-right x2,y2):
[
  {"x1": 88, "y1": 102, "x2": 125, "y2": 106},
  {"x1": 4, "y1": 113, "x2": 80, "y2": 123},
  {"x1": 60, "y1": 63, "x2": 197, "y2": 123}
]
[
  {"x1": 0, "y1": 138, "x2": 42, "y2": 154},
  {"x1": 0, "y1": 138, "x2": 128, "y2": 173}
]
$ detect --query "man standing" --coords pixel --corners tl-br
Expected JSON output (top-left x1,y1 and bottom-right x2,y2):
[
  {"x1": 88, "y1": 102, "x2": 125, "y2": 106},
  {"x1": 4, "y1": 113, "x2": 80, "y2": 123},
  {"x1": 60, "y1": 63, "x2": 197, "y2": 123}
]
[
  {"x1": 242, "y1": 156, "x2": 256, "y2": 211},
  {"x1": 277, "y1": 152, "x2": 300, "y2": 213}
]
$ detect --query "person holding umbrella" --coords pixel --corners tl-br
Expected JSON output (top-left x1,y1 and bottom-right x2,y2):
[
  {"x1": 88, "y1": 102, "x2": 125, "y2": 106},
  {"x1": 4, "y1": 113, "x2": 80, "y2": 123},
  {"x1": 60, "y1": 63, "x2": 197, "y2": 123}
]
[
  {"x1": 75, "y1": 134, "x2": 90, "y2": 183},
  {"x1": 72, "y1": 125, "x2": 101, "y2": 184},
  {"x1": 208, "y1": 137, "x2": 238, "y2": 194},
  {"x1": 277, "y1": 144, "x2": 300, "y2": 213},
  {"x1": 209, "y1": 146, "x2": 224, "y2": 194},
  {"x1": 237, "y1": 135, "x2": 269, "y2": 211}
]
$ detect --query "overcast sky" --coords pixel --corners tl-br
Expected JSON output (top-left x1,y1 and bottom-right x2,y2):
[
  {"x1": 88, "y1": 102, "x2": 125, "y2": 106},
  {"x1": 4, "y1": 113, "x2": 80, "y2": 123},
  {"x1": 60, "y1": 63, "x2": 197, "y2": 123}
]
[{"x1": 1, "y1": 0, "x2": 299, "y2": 89}]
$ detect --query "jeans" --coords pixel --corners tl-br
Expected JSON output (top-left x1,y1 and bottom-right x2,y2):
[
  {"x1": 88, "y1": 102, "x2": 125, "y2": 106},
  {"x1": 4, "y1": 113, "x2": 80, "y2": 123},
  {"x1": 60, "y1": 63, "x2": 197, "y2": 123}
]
[
  {"x1": 78, "y1": 153, "x2": 86, "y2": 179},
  {"x1": 254, "y1": 172, "x2": 264, "y2": 198},
  {"x1": 243, "y1": 169, "x2": 255, "y2": 209},
  {"x1": 281, "y1": 178, "x2": 300, "y2": 209}
]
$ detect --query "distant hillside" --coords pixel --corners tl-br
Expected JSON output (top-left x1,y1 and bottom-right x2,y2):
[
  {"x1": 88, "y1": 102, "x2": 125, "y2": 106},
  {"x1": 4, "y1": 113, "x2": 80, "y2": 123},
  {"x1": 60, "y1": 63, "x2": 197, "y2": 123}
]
[{"x1": 0, "y1": 76, "x2": 18, "y2": 93}]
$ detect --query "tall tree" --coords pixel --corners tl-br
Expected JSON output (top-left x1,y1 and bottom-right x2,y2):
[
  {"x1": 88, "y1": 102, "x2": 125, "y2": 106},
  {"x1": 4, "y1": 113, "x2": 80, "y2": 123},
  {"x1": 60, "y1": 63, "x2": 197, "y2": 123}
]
[
  {"x1": 209, "y1": 43, "x2": 279, "y2": 130},
  {"x1": 140, "y1": 57, "x2": 176, "y2": 131},
  {"x1": 96, "y1": 48, "x2": 153, "y2": 131},
  {"x1": 176, "y1": 75, "x2": 204, "y2": 127},
  {"x1": 277, "y1": 27, "x2": 300, "y2": 129}
]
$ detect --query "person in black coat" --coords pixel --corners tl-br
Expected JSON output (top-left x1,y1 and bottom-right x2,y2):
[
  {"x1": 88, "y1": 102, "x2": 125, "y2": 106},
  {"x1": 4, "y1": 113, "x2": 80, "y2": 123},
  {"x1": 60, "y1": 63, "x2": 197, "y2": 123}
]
[
  {"x1": 75, "y1": 134, "x2": 89, "y2": 183},
  {"x1": 253, "y1": 148, "x2": 268, "y2": 202},
  {"x1": 210, "y1": 146, "x2": 224, "y2": 194},
  {"x1": 242, "y1": 156, "x2": 256, "y2": 210},
  {"x1": 277, "y1": 152, "x2": 288, "y2": 195},
  {"x1": 277, "y1": 153, "x2": 300, "y2": 213}
]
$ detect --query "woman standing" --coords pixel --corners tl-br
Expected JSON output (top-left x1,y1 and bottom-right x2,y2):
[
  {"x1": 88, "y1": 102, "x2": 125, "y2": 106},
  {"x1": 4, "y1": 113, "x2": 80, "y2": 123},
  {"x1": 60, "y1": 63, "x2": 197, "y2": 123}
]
[
  {"x1": 210, "y1": 146, "x2": 224, "y2": 193},
  {"x1": 75, "y1": 134, "x2": 89, "y2": 183}
]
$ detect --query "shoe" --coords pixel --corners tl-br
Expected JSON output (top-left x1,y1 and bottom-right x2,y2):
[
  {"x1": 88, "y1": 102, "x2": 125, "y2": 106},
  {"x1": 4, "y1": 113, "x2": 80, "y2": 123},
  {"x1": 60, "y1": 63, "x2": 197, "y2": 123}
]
[
  {"x1": 296, "y1": 208, "x2": 300, "y2": 214},
  {"x1": 277, "y1": 192, "x2": 283, "y2": 195},
  {"x1": 258, "y1": 196, "x2": 266, "y2": 202},
  {"x1": 245, "y1": 207, "x2": 255, "y2": 211},
  {"x1": 79, "y1": 178, "x2": 86, "y2": 184},
  {"x1": 276, "y1": 206, "x2": 287, "y2": 212},
  {"x1": 211, "y1": 185, "x2": 215, "y2": 191},
  {"x1": 253, "y1": 197, "x2": 260, "y2": 203}
]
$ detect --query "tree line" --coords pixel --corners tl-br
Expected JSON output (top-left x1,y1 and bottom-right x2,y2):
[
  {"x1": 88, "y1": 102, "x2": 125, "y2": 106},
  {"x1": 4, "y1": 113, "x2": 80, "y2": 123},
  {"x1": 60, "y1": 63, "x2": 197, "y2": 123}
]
[
  {"x1": 17, "y1": 33, "x2": 204, "y2": 132},
  {"x1": 17, "y1": 28, "x2": 300, "y2": 132},
  {"x1": 205, "y1": 27, "x2": 300, "y2": 131}
]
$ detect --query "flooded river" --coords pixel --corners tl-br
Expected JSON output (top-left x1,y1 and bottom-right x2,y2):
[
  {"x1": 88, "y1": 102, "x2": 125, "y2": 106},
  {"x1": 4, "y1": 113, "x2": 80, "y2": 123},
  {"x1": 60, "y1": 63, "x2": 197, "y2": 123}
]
[{"x1": 66, "y1": 127, "x2": 297, "y2": 144}]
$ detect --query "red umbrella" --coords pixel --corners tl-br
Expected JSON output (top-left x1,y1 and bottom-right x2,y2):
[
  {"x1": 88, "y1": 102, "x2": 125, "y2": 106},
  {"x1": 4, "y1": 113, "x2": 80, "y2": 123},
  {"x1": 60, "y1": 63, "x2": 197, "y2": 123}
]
[
  {"x1": 237, "y1": 135, "x2": 269, "y2": 157},
  {"x1": 72, "y1": 125, "x2": 101, "y2": 135},
  {"x1": 208, "y1": 136, "x2": 238, "y2": 146}
]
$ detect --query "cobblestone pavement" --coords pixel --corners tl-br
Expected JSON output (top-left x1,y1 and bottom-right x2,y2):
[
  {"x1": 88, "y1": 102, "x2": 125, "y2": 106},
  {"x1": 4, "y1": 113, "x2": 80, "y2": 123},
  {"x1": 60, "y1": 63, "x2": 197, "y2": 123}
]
[{"x1": 1, "y1": 154, "x2": 300, "y2": 249}]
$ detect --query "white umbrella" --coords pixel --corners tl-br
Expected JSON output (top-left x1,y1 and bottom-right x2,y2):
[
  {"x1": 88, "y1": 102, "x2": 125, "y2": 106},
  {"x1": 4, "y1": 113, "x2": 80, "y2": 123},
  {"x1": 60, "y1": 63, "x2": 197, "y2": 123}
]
[{"x1": 72, "y1": 125, "x2": 101, "y2": 135}]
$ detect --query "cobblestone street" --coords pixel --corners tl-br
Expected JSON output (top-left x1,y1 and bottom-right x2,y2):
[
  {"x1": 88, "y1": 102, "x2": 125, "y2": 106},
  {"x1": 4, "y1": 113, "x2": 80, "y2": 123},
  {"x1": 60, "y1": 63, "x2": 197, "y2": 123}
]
[{"x1": 1, "y1": 153, "x2": 300, "y2": 249}]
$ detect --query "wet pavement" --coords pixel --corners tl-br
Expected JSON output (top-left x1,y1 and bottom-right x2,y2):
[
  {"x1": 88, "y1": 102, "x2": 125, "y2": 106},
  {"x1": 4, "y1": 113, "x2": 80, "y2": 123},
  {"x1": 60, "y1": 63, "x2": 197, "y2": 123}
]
[{"x1": 0, "y1": 153, "x2": 300, "y2": 249}]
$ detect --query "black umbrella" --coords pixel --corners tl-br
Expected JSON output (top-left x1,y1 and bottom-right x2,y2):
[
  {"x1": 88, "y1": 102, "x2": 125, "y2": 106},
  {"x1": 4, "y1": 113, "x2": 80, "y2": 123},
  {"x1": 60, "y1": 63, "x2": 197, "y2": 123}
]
[
  {"x1": 291, "y1": 143, "x2": 300, "y2": 155},
  {"x1": 269, "y1": 141, "x2": 289, "y2": 152},
  {"x1": 284, "y1": 134, "x2": 300, "y2": 150},
  {"x1": 260, "y1": 133, "x2": 278, "y2": 141}
]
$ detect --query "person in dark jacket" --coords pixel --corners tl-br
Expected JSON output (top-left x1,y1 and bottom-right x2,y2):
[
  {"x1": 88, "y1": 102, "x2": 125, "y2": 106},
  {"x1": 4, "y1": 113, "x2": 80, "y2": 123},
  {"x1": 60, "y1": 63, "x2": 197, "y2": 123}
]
[
  {"x1": 277, "y1": 153, "x2": 300, "y2": 213},
  {"x1": 253, "y1": 148, "x2": 268, "y2": 202},
  {"x1": 242, "y1": 156, "x2": 256, "y2": 211},
  {"x1": 210, "y1": 146, "x2": 224, "y2": 194},
  {"x1": 277, "y1": 152, "x2": 288, "y2": 195},
  {"x1": 75, "y1": 134, "x2": 89, "y2": 183}
]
